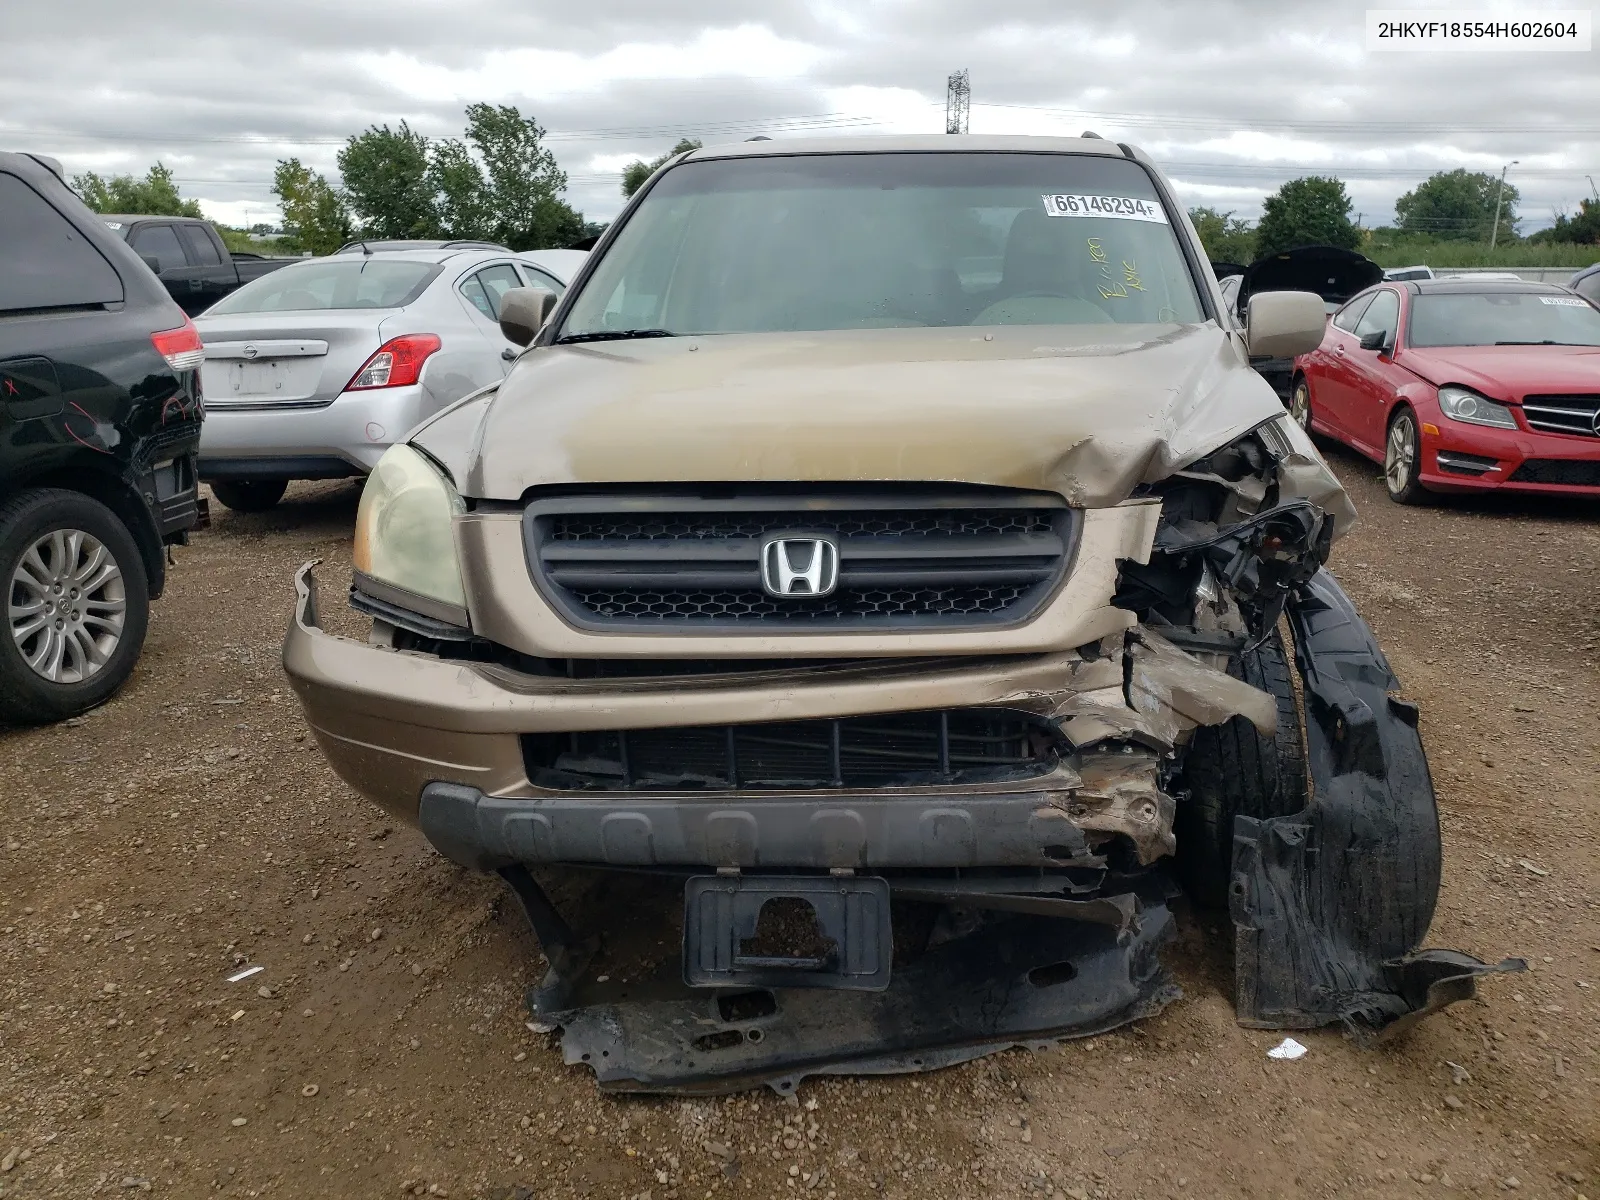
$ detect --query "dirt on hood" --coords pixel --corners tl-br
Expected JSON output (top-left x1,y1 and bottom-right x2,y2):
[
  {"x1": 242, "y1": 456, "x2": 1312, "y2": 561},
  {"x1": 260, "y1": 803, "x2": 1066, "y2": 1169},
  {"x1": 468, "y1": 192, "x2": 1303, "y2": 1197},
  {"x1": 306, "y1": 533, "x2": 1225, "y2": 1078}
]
[{"x1": 413, "y1": 322, "x2": 1311, "y2": 509}]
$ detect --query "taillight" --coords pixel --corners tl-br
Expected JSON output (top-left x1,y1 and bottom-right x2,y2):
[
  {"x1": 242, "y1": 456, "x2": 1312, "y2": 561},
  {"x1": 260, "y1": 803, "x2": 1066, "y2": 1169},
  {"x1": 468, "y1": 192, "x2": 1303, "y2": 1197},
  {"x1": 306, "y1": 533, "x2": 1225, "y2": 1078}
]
[
  {"x1": 345, "y1": 334, "x2": 443, "y2": 391},
  {"x1": 151, "y1": 317, "x2": 205, "y2": 371}
]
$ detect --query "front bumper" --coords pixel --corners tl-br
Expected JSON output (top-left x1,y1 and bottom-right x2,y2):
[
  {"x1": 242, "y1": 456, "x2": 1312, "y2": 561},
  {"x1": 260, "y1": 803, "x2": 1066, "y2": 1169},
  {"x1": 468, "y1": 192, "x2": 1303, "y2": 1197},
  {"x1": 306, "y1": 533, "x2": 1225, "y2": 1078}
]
[
  {"x1": 199, "y1": 384, "x2": 430, "y2": 478},
  {"x1": 283, "y1": 563, "x2": 1276, "y2": 871},
  {"x1": 1421, "y1": 415, "x2": 1600, "y2": 495}
]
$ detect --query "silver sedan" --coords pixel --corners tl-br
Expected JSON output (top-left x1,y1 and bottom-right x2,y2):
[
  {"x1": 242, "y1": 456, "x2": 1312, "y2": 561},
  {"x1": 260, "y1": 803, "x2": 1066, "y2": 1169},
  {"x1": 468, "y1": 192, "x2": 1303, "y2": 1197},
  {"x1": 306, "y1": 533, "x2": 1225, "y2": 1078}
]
[{"x1": 193, "y1": 247, "x2": 586, "y2": 511}]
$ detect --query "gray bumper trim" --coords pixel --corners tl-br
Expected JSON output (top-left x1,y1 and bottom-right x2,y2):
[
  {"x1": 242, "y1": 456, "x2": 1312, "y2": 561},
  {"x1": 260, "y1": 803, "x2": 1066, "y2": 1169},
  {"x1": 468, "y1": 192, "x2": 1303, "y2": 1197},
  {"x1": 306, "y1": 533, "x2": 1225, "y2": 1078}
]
[{"x1": 418, "y1": 780, "x2": 1094, "y2": 873}]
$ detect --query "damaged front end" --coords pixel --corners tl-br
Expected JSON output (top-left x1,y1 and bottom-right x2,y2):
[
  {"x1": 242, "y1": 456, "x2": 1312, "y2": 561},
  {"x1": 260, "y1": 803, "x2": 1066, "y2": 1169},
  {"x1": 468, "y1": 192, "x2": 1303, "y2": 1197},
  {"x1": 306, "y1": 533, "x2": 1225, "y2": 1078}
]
[
  {"x1": 465, "y1": 415, "x2": 1518, "y2": 1093},
  {"x1": 1119, "y1": 413, "x2": 1520, "y2": 1038}
]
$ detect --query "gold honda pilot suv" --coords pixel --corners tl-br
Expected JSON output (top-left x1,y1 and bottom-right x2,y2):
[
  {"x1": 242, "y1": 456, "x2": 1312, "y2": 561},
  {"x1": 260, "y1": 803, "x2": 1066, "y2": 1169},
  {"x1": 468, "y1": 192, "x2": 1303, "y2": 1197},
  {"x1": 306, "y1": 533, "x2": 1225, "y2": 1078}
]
[{"x1": 284, "y1": 136, "x2": 1516, "y2": 1093}]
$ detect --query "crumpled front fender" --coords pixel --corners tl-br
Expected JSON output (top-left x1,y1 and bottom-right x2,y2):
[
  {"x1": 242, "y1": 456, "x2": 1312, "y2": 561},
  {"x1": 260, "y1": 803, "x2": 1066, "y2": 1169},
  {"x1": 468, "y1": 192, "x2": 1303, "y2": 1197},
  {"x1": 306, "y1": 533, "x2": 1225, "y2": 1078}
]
[{"x1": 1230, "y1": 569, "x2": 1523, "y2": 1037}]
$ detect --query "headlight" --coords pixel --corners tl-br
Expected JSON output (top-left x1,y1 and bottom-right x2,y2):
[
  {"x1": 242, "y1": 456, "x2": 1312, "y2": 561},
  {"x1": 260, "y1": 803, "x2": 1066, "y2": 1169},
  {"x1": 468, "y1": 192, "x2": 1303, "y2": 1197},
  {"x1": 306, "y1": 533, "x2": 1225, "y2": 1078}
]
[
  {"x1": 352, "y1": 444, "x2": 467, "y2": 609},
  {"x1": 1437, "y1": 386, "x2": 1517, "y2": 430}
]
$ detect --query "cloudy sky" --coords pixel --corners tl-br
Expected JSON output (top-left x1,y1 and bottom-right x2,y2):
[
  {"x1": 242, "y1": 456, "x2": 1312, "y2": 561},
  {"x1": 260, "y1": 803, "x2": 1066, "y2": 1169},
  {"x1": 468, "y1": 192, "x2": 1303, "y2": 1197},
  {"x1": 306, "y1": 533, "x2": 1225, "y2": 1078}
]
[{"x1": 3, "y1": 0, "x2": 1597, "y2": 234}]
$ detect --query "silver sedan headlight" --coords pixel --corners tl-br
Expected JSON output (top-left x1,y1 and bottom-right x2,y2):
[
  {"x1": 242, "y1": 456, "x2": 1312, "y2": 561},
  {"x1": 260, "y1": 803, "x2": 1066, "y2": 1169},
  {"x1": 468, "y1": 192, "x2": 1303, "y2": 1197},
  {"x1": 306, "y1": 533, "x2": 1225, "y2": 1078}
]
[{"x1": 352, "y1": 444, "x2": 467, "y2": 610}]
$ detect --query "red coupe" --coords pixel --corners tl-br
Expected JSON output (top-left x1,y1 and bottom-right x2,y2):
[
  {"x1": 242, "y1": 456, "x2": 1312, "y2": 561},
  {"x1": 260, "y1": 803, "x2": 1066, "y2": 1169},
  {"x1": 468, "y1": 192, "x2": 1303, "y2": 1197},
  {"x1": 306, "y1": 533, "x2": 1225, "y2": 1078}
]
[{"x1": 1290, "y1": 279, "x2": 1600, "y2": 503}]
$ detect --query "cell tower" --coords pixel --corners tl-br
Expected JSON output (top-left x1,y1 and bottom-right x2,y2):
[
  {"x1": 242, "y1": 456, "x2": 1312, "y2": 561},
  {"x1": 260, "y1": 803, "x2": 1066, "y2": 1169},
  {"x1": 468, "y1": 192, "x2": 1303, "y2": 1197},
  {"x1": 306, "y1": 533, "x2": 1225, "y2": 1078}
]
[{"x1": 945, "y1": 69, "x2": 970, "y2": 135}]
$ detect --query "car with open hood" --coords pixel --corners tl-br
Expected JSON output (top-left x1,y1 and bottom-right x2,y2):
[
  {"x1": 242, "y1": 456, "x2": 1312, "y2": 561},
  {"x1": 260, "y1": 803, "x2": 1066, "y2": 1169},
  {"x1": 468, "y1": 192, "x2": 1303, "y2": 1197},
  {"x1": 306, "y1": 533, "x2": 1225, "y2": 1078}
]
[
  {"x1": 283, "y1": 136, "x2": 1515, "y2": 1093},
  {"x1": 1290, "y1": 277, "x2": 1600, "y2": 502},
  {"x1": 1224, "y1": 245, "x2": 1384, "y2": 401}
]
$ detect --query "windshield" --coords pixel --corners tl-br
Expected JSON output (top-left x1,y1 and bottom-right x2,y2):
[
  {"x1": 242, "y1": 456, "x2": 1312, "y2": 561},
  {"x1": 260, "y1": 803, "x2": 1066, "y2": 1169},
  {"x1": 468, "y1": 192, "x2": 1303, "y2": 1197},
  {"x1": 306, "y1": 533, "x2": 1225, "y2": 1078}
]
[
  {"x1": 559, "y1": 153, "x2": 1204, "y2": 337},
  {"x1": 206, "y1": 260, "x2": 440, "y2": 314},
  {"x1": 1408, "y1": 291, "x2": 1600, "y2": 347}
]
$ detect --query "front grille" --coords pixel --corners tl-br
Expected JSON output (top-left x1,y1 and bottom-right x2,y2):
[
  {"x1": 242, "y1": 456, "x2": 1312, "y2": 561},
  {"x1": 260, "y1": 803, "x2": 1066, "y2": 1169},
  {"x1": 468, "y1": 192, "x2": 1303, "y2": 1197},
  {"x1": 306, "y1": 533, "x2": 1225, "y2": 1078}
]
[
  {"x1": 550, "y1": 510, "x2": 1058, "y2": 541},
  {"x1": 521, "y1": 709, "x2": 1060, "y2": 791},
  {"x1": 569, "y1": 584, "x2": 1032, "y2": 622},
  {"x1": 1508, "y1": 458, "x2": 1600, "y2": 487},
  {"x1": 524, "y1": 490, "x2": 1075, "y2": 630},
  {"x1": 1521, "y1": 394, "x2": 1600, "y2": 439}
]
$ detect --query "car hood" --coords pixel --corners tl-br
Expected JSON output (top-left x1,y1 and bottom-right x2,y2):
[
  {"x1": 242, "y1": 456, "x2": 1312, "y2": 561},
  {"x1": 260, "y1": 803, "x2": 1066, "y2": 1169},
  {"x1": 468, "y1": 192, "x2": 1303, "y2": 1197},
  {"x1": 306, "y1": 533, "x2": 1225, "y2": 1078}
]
[
  {"x1": 1240, "y1": 246, "x2": 1383, "y2": 309},
  {"x1": 1399, "y1": 343, "x2": 1600, "y2": 400},
  {"x1": 414, "y1": 322, "x2": 1347, "y2": 515}
]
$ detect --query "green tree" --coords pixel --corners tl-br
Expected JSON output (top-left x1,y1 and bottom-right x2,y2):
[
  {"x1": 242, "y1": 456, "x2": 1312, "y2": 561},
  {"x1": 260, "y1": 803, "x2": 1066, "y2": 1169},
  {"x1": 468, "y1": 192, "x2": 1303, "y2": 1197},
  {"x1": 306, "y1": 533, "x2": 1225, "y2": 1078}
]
[
  {"x1": 1529, "y1": 198, "x2": 1600, "y2": 246},
  {"x1": 272, "y1": 159, "x2": 350, "y2": 256},
  {"x1": 621, "y1": 139, "x2": 702, "y2": 199},
  {"x1": 1394, "y1": 169, "x2": 1518, "y2": 242},
  {"x1": 72, "y1": 162, "x2": 202, "y2": 217},
  {"x1": 337, "y1": 121, "x2": 436, "y2": 239},
  {"x1": 463, "y1": 103, "x2": 582, "y2": 249},
  {"x1": 1254, "y1": 176, "x2": 1360, "y2": 257},
  {"x1": 1187, "y1": 207, "x2": 1256, "y2": 264},
  {"x1": 425, "y1": 138, "x2": 491, "y2": 240}
]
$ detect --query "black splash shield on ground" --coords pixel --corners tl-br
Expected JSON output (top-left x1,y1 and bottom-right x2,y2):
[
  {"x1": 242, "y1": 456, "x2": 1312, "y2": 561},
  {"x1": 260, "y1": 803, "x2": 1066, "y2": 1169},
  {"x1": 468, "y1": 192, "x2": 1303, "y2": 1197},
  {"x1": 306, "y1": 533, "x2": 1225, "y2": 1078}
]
[{"x1": 545, "y1": 904, "x2": 1178, "y2": 1095}]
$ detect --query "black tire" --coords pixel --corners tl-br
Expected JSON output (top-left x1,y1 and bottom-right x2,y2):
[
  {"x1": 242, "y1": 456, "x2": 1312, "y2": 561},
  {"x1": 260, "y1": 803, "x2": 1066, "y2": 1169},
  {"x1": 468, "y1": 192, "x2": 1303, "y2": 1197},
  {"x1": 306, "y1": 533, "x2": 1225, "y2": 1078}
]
[
  {"x1": 210, "y1": 479, "x2": 287, "y2": 512},
  {"x1": 1383, "y1": 407, "x2": 1431, "y2": 506},
  {"x1": 0, "y1": 489, "x2": 151, "y2": 724},
  {"x1": 1175, "y1": 629, "x2": 1308, "y2": 908}
]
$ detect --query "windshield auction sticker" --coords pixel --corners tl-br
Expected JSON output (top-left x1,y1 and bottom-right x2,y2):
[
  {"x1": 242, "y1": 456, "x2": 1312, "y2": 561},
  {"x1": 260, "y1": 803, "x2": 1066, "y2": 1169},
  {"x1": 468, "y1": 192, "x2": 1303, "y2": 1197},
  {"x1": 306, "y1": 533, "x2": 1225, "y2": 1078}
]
[
  {"x1": 1367, "y1": 9, "x2": 1591, "y2": 50},
  {"x1": 1041, "y1": 194, "x2": 1169, "y2": 222},
  {"x1": 1539, "y1": 295, "x2": 1589, "y2": 306}
]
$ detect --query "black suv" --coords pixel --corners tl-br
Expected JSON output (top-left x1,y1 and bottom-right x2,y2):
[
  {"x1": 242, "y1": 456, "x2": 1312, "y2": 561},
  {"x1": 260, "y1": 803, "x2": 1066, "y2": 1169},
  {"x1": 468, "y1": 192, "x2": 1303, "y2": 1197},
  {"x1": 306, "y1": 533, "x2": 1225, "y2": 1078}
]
[{"x1": 0, "y1": 153, "x2": 204, "y2": 723}]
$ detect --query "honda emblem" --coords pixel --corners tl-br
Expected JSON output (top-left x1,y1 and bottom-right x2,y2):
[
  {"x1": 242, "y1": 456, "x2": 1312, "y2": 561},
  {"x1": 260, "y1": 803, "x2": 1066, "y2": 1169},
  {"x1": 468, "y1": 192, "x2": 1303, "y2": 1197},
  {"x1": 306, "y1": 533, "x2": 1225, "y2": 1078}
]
[{"x1": 760, "y1": 536, "x2": 840, "y2": 598}]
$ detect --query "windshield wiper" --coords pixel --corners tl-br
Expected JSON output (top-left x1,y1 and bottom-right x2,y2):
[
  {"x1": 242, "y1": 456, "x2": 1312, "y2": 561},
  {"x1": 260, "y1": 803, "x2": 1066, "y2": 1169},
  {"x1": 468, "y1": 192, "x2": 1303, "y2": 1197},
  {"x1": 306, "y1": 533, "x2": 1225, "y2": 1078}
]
[
  {"x1": 1493, "y1": 339, "x2": 1582, "y2": 346},
  {"x1": 554, "y1": 329, "x2": 676, "y2": 345}
]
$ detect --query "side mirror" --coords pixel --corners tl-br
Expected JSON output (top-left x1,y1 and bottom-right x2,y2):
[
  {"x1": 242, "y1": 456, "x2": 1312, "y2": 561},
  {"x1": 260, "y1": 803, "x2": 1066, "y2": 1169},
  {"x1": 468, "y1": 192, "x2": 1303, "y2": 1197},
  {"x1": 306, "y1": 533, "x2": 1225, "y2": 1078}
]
[
  {"x1": 1358, "y1": 329, "x2": 1388, "y2": 352},
  {"x1": 498, "y1": 287, "x2": 557, "y2": 347},
  {"x1": 140, "y1": 254, "x2": 163, "y2": 275},
  {"x1": 1245, "y1": 290, "x2": 1326, "y2": 359}
]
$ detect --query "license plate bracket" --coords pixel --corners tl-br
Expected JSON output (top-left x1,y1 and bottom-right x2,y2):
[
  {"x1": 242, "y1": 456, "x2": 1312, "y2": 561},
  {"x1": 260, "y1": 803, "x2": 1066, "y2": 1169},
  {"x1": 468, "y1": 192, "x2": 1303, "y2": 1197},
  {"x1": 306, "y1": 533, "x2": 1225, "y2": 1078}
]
[{"x1": 683, "y1": 875, "x2": 891, "y2": 991}]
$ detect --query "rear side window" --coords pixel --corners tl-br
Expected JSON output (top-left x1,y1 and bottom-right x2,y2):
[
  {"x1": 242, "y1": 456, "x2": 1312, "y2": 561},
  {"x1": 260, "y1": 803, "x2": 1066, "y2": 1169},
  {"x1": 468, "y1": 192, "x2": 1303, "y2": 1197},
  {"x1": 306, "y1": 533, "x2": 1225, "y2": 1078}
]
[
  {"x1": 520, "y1": 265, "x2": 567, "y2": 297},
  {"x1": 460, "y1": 262, "x2": 528, "y2": 320},
  {"x1": 461, "y1": 263, "x2": 526, "y2": 320},
  {"x1": 475, "y1": 263, "x2": 524, "y2": 318},
  {"x1": 0, "y1": 172, "x2": 124, "y2": 313},
  {"x1": 131, "y1": 224, "x2": 187, "y2": 272},
  {"x1": 1575, "y1": 274, "x2": 1600, "y2": 304},
  {"x1": 179, "y1": 224, "x2": 222, "y2": 266}
]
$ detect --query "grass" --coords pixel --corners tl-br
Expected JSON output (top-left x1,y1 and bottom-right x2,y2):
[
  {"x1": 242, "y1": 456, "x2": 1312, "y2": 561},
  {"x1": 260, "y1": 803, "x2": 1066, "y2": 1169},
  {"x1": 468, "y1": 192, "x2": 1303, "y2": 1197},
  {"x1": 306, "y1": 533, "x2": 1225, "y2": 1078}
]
[
  {"x1": 215, "y1": 225, "x2": 294, "y2": 257},
  {"x1": 1362, "y1": 237, "x2": 1596, "y2": 269}
]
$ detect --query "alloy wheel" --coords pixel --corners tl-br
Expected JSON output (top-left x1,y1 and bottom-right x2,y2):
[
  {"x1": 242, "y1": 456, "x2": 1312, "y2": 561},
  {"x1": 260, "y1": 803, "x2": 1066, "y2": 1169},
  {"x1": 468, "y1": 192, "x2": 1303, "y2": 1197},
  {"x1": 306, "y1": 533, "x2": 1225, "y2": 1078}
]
[
  {"x1": 8, "y1": 528, "x2": 127, "y2": 684},
  {"x1": 1385, "y1": 415, "x2": 1417, "y2": 495},
  {"x1": 1290, "y1": 381, "x2": 1312, "y2": 431}
]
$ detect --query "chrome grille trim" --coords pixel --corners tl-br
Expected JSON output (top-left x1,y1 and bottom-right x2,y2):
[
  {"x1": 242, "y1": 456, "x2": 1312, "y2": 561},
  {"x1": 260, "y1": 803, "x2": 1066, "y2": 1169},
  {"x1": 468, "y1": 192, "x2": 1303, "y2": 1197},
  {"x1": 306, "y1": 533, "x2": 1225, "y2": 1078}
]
[
  {"x1": 1521, "y1": 394, "x2": 1600, "y2": 439},
  {"x1": 522, "y1": 489, "x2": 1077, "y2": 632}
]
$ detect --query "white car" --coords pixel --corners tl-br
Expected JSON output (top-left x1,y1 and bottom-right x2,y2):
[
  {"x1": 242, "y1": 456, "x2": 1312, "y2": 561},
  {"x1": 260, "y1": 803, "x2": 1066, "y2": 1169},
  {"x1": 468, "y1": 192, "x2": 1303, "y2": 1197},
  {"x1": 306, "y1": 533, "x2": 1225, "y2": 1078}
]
[
  {"x1": 1384, "y1": 265, "x2": 1435, "y2": 281},
  {"x1": 193, "y1": 247, "x2": 586, "y2": 511}
]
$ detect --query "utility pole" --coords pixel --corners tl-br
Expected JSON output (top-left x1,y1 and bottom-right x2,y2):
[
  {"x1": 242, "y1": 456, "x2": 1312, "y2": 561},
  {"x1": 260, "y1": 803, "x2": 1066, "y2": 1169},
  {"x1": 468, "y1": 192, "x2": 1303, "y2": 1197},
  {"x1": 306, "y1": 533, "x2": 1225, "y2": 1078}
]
[
  {"x1": 1490, "y1": 160, "x2": 1518, "y2": 250},
  {"x1": 945, "y1": 70, "x2": 970, "y2": 135}
]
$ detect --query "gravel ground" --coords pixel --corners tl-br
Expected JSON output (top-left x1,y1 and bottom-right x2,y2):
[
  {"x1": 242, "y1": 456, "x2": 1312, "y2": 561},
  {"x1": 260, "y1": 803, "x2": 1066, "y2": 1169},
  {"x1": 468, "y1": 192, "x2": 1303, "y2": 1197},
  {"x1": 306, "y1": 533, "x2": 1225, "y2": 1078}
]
[{"x1": 1, "y1": 446, "x2": 1596, "y2": 1199}]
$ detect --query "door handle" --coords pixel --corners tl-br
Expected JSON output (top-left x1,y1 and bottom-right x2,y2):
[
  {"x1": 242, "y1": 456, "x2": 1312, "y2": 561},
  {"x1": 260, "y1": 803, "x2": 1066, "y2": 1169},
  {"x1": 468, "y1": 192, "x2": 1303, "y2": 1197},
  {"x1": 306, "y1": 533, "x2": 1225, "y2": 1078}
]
[{"x1": 501, "y1": 348, "x2": 517, "y2": 362}]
